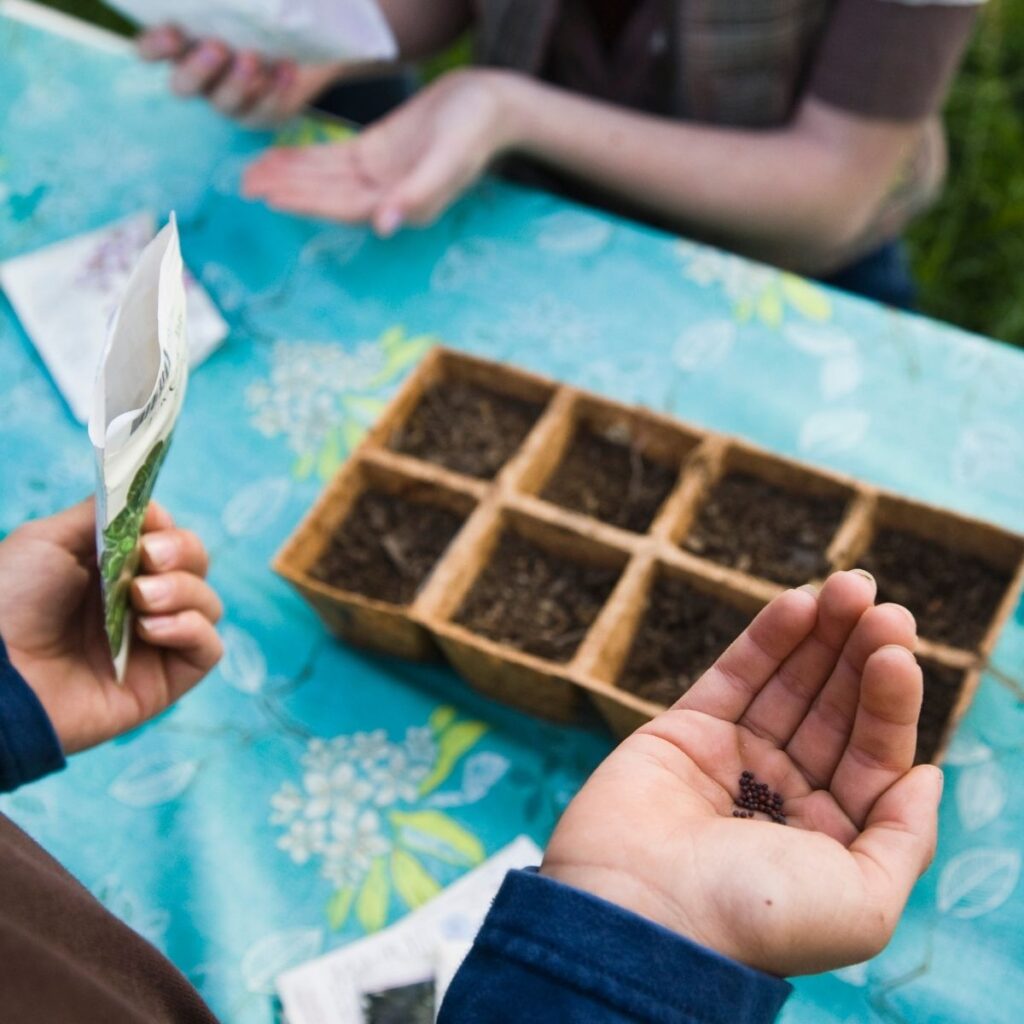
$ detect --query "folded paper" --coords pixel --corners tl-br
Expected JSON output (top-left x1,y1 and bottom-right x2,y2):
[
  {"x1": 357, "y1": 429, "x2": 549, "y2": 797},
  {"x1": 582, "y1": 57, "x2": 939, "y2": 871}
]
[
  {"x1": 88, "y1": 216, "x2": 189, "y2": 679},
  {"x1": 0, "y1": 211, "x2": 226, "y2": 423},
  {"x1": 106, "y1": 0, "x2": 396, "y2": 63}
]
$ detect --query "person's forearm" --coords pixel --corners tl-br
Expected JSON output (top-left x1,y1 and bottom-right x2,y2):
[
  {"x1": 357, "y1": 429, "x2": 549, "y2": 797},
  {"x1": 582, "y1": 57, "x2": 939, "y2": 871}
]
[
  {"x1": 379, "y1": 0, "x2": 472, "y2": 60},
  {"x1": 496, "y1": 74, "x2": 915, "y2": 273}
]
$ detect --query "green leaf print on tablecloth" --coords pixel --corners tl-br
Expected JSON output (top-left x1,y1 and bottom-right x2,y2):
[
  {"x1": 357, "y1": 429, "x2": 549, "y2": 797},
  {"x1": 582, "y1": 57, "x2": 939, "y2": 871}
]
[
  {"x1": 270, "y1": 707, "x2": 490, "y2": 933},
  {"x1": 274, "y1": 118, "x2": 356, "y2": 148},
  {"x1": 678, "y1": 243, "x2": 833, "y2": 328}
]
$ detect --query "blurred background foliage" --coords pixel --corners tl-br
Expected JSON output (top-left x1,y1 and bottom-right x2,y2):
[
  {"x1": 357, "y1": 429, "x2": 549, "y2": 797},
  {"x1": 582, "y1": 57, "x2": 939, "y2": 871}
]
[
  {"x1": 905, "y1": 0, "x2": 1024, "y2": 349},
  {"x1": 34, "y1": 0, "x2": 1024, "y2": 348}
]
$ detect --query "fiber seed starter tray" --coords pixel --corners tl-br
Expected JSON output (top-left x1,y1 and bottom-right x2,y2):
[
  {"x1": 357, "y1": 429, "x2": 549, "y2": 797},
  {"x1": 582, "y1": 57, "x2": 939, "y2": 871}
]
[{"x1": 274, "y1": 348, "x2": 1024, "y2": 764}]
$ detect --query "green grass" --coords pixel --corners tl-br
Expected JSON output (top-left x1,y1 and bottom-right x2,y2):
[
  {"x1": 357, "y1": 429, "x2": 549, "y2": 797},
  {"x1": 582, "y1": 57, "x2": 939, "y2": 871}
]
[
  {"x1": 906, "y1": 0, "x2": 1024, "y2": 348},
  {"x1": 25, "y1": 0, "x2": 1024, "y2": 347}
]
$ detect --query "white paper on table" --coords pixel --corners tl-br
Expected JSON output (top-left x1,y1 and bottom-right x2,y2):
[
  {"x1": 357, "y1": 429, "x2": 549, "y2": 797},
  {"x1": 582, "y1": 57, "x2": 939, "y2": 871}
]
[
  {"x1": 105, "y1": 0, "x2": 397, "y2": 63},
  {"x1": 89, "y1": 216, "x2": 189, "y2": 680},
  {"x1": 0, "y1": 211, "x2": 227, "y2": 423},
  {"x1": 276, "y1": 836, "x2": 543, "y2": 1024}
]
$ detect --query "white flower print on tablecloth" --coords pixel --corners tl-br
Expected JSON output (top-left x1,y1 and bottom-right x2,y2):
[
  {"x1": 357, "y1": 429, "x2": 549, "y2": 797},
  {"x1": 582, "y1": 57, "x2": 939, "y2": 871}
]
[
  {"x1": 270, "y1": 708, "x2": 489, "y2": 933},
  {"x1": 245, "y1": 326, "x2": 436, "y2": 480}
]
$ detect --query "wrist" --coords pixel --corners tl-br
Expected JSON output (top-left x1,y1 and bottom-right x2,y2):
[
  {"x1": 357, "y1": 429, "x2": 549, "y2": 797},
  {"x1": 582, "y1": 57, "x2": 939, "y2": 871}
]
[
  {"x1": 473, "y1": 68, "x2": 539, "y2": 157},
  {"x1": 539, "y1": 855, "x2": 749, "y2": 970}
]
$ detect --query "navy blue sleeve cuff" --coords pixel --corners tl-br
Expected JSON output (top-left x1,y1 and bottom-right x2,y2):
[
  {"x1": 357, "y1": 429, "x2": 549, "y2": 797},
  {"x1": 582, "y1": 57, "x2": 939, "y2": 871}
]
[
  {"x1": 440, "y1": 868, "x2": 791, "y2": 1024},
  {"x1": 0, "y1": 636, "x2": 66, "y2": 793}
]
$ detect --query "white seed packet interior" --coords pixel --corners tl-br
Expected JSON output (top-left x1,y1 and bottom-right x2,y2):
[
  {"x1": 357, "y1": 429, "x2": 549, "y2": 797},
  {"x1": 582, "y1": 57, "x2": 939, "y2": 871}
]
[
  {"x1": 105, "y1": 0, "x2": 396, "y2": 63},
  {"x1": 276, "y1": 836, "x2": 543, "y2": 1024},
  {"x1": 89, "y1": 216, "x2": 189, "y2": 681},
  {"x1": 0, "y1": 211, "x2": 226, "y2": 423}
]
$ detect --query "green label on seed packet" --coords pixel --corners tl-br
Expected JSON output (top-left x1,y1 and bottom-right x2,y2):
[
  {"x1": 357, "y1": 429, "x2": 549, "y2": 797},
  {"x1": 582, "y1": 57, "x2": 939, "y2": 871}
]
[
  {"x1": 99, "y1": 438, "x2": 170, "y2": 657},
  {"x1": 89, "y1": 216, "x2": 188, "y2": 680}
]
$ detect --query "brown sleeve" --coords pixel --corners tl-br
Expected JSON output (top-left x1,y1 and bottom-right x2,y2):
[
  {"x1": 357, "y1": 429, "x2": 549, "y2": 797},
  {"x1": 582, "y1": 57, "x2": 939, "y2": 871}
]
[{"x1": 808, "y1": 0, "x2": 982, "y2": 120}]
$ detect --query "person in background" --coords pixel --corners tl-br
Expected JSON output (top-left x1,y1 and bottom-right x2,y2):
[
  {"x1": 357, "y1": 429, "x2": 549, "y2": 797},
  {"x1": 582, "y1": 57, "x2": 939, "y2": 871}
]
[
  {"x1": 0, "y1": 499, "x2": 939, "y2": 1022},
  {"x1": 139, "y1": 0, "x2": 985, "y2": 308}
]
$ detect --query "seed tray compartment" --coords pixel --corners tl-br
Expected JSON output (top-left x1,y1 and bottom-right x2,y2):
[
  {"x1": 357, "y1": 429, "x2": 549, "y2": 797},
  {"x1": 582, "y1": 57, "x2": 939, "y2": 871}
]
[
  {"x1": 275, "y1": 347, "x2": 1024, "y2": 763},
  {"x1": 273, "y1": 453, "x2": 479, "y2": 661},
  {"x1": 429, "y1": 509, "x2": 633, "y2": 721},
  {"x1": 524, "y1": 391, "x2": 703, "y2": 537},
  {"x1": 676, "y1": 439, "x2": 860, "y2": 587}
]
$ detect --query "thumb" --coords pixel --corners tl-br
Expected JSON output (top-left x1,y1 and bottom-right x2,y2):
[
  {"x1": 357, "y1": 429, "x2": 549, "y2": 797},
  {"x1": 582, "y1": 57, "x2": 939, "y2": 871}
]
[
  {"x1": 28, "y1": 497, "x2": 97, "y2": 555},
  {"x1": 850, "y1": 764, "x2": 942, "y2": 926}
]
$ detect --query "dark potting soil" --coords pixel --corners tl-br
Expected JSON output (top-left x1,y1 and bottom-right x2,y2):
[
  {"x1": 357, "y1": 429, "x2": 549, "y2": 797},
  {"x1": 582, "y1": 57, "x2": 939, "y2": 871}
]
[
  {"x1": 618, "y1": 576, "x2": 752, "y2": 705},
  {"x1": 682, "y1": 472, "x2": 846, "y2": 585},
  {"x1": 311, "y1": 491, "x2": 465, "y2": 605},
  {"x1": 454, "y1": 531, "x2": 620, "y2": 663},
  {"x1": 391, "y1": 380, "x2": 545, "y2": 478},
  {"x1": 541, "y1": 427, "x2": 678, "y2": 533},
  {"x1": 916, "y1": 663, "x2": 964, "y2": 764},
  {"x1": 858, "y1": 528, "x2": 1009, "y2": 650}
]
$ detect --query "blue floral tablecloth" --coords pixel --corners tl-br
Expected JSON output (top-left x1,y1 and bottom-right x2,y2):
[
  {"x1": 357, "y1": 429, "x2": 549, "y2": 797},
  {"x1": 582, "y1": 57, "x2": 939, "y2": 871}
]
[{"x1": 2, "y1": 6, "x2": 1023, "y2": 1022}]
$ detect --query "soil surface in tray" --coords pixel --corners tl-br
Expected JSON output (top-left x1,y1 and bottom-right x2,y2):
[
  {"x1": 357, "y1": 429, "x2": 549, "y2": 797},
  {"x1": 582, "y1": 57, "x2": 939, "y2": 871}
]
[
  {"x1": 541, "y1": 427, "x2": 678, "y2": 533},
  {"x1": 391, "y1": 380, "x2": 545, "y2": 478},
  {"x1": 683, "y1": 472, "x2": 846, "y2": 585},
  {"x1": 916, "y1": 663, "x2": 964, "y2": 764},
  {"x1": 311, "y1": 491, "x2": 465, "y2": 605},
  {"x1": 454, "y1": 532, "x2": 620, "y2": 663},
  {"x1": 618, "y1": 576, "x2": 752, "y2": 705},
  {"x1": 858, "y1": 528, "x2": 1010, "y2": 649}
]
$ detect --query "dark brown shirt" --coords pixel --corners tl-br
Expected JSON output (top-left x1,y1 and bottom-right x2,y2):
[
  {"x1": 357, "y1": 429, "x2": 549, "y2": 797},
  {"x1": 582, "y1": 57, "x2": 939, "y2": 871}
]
[
  {"x1": 0, "y1": 813, "x2": 218, "y2": 1024},
  {"x1": 475, "y1": 0, "x2": 983, "y2": 266}
]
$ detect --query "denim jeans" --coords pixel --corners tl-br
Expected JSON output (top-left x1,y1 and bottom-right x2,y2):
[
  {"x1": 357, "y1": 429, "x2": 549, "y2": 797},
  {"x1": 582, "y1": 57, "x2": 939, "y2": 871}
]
[{"x1": 819, "y1": 240, "x2": 917, "y2": 310}]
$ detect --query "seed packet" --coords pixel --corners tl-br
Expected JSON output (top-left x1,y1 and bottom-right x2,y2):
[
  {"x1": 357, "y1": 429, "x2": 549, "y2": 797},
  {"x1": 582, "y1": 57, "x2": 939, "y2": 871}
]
[
  {"x1": 88, "y1": 216, "x2": 189, "y2": 680},
  {"x1": 0, "y1": 211, "x2": 226, "y2": 423},
  {"x1": 362, "y1": 979, "x2": 435, "y2": 1024},
  {"x1": 106, "y1": 0, "x2": 396, "y2": 63},
  {"x1": 277, "y1": 836, "x2": 542, "y2": 1024}
]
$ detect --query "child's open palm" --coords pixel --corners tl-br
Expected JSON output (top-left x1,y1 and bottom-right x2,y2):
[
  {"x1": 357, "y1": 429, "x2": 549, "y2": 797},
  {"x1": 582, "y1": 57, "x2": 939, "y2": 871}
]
[{"x1": 542, "y1": 571, "x2": 941, "y2": 976}]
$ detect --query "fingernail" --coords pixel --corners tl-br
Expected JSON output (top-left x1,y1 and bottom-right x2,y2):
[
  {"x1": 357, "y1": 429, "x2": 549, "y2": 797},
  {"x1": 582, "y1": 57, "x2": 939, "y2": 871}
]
[
  {"x1": 135, "y1": 575, "x2": 170, "y2": 604},
  {"x1": 797, "y1": 583, "x2": 819, "y2": 596},
  {"x1": 140, "y1": 614, "x2": 174, "y2": 636},
  {"x1": 878, "y1": 642, "x2": 915, "y2": 662},
  {"x1": 235, "y1": 52, "x2": 259, "y2": 78},
  {"x1": 883, "y1": 602, "x2": 917, "y2": 630},
  {"x1": 376, "y1": 206, "x2": 403, "y2": 237},
  {"x1": 198, "y1": 43, "x2": 222, "y2": 66},
  {"x1": 142, "y1": 534, "x2": 175, "y2": 569},
  {"x1": 851, "y1": 568, "x2": 876, "y2": 589},
  {"x1": 935, "y1": 767, "x2": 945, "y2": 798}
]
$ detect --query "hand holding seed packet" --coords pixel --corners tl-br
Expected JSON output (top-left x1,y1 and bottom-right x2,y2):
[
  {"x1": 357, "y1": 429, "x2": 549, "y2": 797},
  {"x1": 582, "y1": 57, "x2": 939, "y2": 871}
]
[
  {"x1": 107, "y1": 0, "x2": 396, "y2": 63},
  {"x1": 88, "y1": 216, "x2": 189, "y2": 680}
]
